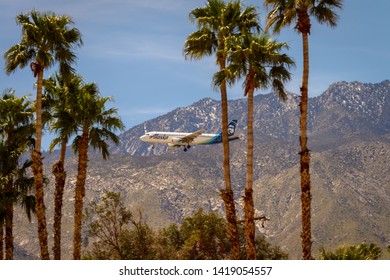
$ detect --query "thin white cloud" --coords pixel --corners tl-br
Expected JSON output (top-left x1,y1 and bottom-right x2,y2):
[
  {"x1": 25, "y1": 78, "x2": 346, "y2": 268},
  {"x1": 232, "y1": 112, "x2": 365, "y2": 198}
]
[
  {"x1": 1, "y1": 0, "x2": 199, "y2": 66},
  {"x1": 83, "y1": 32, "x2": 185, "y2": 63},
  {"x1": 122, "y1": 106, "x2": 171, "y2": 116}
]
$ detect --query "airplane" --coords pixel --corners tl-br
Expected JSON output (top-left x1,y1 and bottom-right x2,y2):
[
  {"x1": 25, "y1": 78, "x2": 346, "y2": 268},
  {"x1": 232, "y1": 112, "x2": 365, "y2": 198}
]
[{"x1": 140, "y1": 120, "x2": 239, "y2": 152}]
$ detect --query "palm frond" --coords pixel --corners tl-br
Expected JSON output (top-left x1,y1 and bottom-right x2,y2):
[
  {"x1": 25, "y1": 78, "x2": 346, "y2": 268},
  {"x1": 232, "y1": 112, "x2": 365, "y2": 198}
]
[
  {"x1": 311, "y1": 0, "x2": 343, "y2": 27},
  {"x1": 184, "y1": 29, "x2": 217, "y2": 60},
  {"x1": 5, "y1": 9, "x2": 82, "y2": 77},
  {"x1": 4, "y1": 44, "x2": 35, "y2": 75},
  {"x1": 72, "y1": 135, "x2": 82, "y2": 155},
  {"x1": 265, "y1": 0, "x2": 299, "y2": 33},
  {"x1": 20, "y1": 195, "x2": 36, "y2": 222}
]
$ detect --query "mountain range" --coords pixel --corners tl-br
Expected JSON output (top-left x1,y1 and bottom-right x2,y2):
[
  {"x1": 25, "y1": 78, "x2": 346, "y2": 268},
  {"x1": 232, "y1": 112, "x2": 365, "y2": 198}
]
[{"x1": 13, "y1": 80, "x2": 390, "y2": 259}]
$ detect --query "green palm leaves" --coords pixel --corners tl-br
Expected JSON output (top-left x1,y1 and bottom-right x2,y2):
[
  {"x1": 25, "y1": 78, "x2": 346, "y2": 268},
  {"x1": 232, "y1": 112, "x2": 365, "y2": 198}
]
[
  {"x1": 0, "y1": 91, "x2": 34, "y2": 148},
  {"x1": 4, "y1": 10, "x2": 82, "y2": 80},
  {"x1": 265, "y1": 0, "x2": 343, "y2": 34},
  {"x1": 184, "y1": 0, "x2": 259, "y2": 63},
  {"x1": 214, "y1": 34, "x2": 294, "y2": 97},
  {"x1": 319, "y1": 243, "x2": 382, "y2": 260}
]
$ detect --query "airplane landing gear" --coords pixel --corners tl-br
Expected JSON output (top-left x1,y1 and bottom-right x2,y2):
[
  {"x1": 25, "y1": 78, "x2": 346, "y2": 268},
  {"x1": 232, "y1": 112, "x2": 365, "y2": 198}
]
[
  {"x1": 184, "y1": 145, "x2": 191, "y2": 152},
  {"x1": 147, "y1": 144, "x2": 155, "y2": 152}
]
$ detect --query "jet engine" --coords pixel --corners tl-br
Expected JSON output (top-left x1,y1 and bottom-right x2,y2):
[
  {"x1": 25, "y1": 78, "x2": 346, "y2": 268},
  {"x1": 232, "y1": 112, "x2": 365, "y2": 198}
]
[
  {"x1": 171, "y1": 138, "x2": 183, "y2": 144},
  {"x1": 167, "y1": 143, "x2": 176, "y2": 149}
]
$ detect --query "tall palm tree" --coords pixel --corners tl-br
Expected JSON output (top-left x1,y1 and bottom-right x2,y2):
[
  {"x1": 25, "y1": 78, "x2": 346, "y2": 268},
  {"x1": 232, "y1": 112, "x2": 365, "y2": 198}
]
[
  {"x1": 264, "y1": 0, "x2": 343, "y2": 259},
  {"x1": 0, "y1": 143, "x2": 8, "y2": 260},
  {"x1": 43, "y1": 73, "x2": 80, "y2": 259},
  {"x1": 70, "y1": 80, "x2": 124, "y2": 260},
  {"x1": 0, "y1": 147, "x2": 36, "y2": 260},
  {"x1": 0, "y1": 90, "x2": 35, "y2": 259},
  {"x1": 4, "y1": 10, "x2": 83, "y2": 259},
  {"x1": 0, "y1": 142, "x2": 17, "y2": 260},
  {"x1": 184, "y1": 0, "x2": 259, "y2": 259},
  {"x1": 214, "y1": 34, "x2": 294, "y2": 259}
]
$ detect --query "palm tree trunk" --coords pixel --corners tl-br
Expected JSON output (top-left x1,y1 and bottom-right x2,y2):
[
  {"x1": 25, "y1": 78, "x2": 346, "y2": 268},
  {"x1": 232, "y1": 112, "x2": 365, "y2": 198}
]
[
  {"x1": 73, "y1": 128, "x2": 89, "y2": 260},
  {"x1": 0, "y1": 223, "x2": 3, "y2": 259},
  {"x1": 5, "y1": 208, "x2": 13, "y2": 260},
  {"x1": 300, "y1": 31, "x2": 312, "y2": 260},
  {"x1": 31, "y1": 69, "x2": 50, "y2": 260},
  {"x1": 52, "y1": 161, "x2": 66, "y2": 259},
  {"x1": 52, "y1": 139, "x2": 67, "y2": 259},
  {"x1": 5, "y1": 179, "x2": 13, "y2": 260},
  {"x1": 244, "y1": 85, "x2": 256, "y2": 259},
  {"x1": 218, "y1": 58, "x2": 240, "y2": 260},
  {"x1": 35, "y1": 72, "x2": 43, "y2": 153}
]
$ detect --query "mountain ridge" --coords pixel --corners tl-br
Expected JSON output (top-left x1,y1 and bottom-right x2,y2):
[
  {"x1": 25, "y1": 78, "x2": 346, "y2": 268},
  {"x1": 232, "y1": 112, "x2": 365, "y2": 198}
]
[
  {"x1": 112, "y1": 80, "x2": 390, "y2": 156},
  {"x1": 13, "y1": 80, "x2": 390, "y2": 259}
]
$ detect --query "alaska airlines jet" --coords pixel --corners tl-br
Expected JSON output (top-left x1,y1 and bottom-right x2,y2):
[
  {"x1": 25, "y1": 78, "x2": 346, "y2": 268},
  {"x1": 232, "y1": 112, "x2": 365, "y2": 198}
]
[{"x1": 140, "y1": 120, "x2": 239, "y2": 151}]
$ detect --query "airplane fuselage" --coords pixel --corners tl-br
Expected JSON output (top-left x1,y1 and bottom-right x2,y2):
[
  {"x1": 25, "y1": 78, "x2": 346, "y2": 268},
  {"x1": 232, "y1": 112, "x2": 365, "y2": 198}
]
[
  {"x1": 140, "y1": 131, "x2": 238, "y2": 146},
  {"x1": 139, "y1": 120, "x2": 239, "y2": 151}
]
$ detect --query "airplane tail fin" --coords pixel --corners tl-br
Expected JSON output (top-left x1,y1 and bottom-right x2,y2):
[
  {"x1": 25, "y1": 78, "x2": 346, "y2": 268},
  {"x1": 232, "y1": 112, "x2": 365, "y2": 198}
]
[
  {"x1": 143, "y1": 123, "x2": 148, "y2": 134},
  {"x1": 228, "y1": 119, "x2": 238, "y2": 137}
]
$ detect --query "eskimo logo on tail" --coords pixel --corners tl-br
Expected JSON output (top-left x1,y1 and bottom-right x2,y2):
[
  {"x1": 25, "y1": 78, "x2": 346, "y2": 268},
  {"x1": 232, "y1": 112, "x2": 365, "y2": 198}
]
[{"x1": 228, "y1": 120, "x2": 238, "y2": 136}]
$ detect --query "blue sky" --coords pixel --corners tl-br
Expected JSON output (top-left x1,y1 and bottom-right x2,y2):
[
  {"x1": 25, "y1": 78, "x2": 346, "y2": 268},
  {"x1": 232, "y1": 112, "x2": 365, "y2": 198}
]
[{"x1": 1, "y1": 0, "x2": 390, "y2": 149}]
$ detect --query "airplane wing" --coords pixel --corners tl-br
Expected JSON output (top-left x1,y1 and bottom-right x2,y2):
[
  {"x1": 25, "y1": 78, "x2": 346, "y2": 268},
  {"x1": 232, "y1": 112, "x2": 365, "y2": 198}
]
[{"x1": 179, "y1": 129, "x2": 206, "y2": 144}]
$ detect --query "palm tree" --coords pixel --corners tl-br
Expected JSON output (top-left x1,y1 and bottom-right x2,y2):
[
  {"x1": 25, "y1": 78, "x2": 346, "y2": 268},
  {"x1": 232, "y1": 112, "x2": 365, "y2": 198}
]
[
  {"x1": 70, "y1": 79, "x2": 124, "y2": 260},
  {"x1": 264, "y1": 0, "x2": 343, "y2": 260},
  {"x1": 43, "y1": 73, "x2": 80, "y2": 259},
  {"x1": 184, "y1": 0, "x2": 259, "y2": 259},
  {"x1": 0, "y1": 144, "x2": 7, "y2": 260},
  {"x1": 318, "y1": 243, "x2": 382, "y2": 260},
  {"x1": 0, "y1": 147, "x2": 36, "y2": 260},
  {"x1": 0, "y1": 142, "x2": 16, "y2": 260},
  {"x1": 214, "y1": 34, "x2": 294, "y2": 259},
  {"x1": 4, "y1": 10, "x2": 83, "y2": 259},
  {"x1": 0, "y1": 90, "x2": 35, "y2": 259}
]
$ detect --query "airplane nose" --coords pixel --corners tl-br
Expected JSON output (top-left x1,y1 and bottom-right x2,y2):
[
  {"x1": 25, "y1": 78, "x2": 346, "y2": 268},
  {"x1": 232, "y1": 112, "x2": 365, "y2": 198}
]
[{"x1": 140, "y1": 135, "x2": 148, "y2": 142}]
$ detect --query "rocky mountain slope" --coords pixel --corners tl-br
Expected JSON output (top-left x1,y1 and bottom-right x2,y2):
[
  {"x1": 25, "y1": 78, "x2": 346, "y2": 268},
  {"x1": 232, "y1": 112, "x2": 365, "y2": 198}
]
[
  {"x1": 113, "y1": 81, "x2": 390, "y2": 155},
  {"x1": 13, "y1": 80, "x2": 390, "y2": 259}
]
